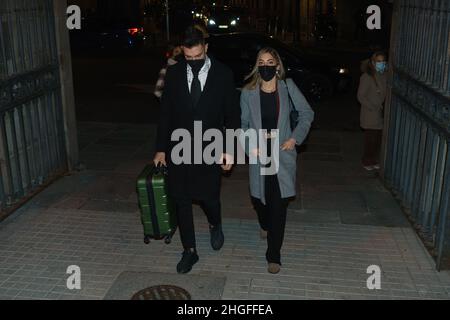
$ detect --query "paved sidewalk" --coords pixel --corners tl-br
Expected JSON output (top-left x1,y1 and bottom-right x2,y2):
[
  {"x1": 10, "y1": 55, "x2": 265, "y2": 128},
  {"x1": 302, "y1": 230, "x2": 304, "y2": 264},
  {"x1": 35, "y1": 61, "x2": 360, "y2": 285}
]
[{"x1": 0, "y1": 122, "x2": 449, "y2": 300}]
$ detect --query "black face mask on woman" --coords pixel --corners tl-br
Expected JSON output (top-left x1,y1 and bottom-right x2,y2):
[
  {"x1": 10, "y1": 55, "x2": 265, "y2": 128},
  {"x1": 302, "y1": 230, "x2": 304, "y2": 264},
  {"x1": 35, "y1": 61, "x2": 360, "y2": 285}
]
[{"x1": 259, "y1": 65, "x2": 277, "y2": 82}]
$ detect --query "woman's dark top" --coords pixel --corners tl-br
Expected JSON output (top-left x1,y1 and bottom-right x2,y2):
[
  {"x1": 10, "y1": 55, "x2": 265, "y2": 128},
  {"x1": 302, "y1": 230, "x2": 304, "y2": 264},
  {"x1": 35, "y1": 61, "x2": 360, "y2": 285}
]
[
  {"x1": 260, "y1": 90, "x2": 278, "y2": 131},
  {"x1": 260, "y1": 90, "x2": 278, "y2": 162}
]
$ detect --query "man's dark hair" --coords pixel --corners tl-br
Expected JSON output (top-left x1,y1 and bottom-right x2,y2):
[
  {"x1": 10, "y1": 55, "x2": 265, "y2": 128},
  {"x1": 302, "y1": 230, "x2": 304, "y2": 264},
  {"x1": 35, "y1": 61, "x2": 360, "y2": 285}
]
[{"x1": 182, "y1": 26, "x2": 205, "y2": 48}]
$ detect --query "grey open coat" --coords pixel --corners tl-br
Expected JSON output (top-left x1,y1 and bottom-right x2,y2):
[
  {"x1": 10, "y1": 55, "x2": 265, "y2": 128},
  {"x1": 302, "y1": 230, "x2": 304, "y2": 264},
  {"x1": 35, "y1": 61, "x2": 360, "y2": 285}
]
[{"x1": 240, "y1": 79, "x2": 315, "y2": 204}]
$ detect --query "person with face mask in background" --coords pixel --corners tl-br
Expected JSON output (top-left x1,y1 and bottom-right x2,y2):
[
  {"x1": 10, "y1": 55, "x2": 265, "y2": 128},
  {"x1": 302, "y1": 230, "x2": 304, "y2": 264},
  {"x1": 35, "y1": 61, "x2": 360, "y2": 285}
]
[
  {"x1": 154, "y1": 45, "x2": 183, "y2": 100},
  {"x1": 153, "y1": 26, "x2": 240, "y2": 274},
  {"x1": 240, "y1": 48, "x2": 315, "y2": 274},
  {"x1": 357, "y1": 52, "x2": 388, "y2": 171}
]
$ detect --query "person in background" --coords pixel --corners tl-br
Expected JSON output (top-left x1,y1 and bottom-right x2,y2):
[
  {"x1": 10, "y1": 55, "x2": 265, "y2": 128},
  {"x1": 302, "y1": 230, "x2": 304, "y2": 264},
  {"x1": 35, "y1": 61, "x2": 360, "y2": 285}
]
[
  {"x1": 357, "y1": 51, "x2": 388, "y2": 171},
  {"x1": 194, "y1": 23, "x2": 210, "y2": 40},
  {"x1": 154, "y1": 45, "x2": 183, "y2": 100}
]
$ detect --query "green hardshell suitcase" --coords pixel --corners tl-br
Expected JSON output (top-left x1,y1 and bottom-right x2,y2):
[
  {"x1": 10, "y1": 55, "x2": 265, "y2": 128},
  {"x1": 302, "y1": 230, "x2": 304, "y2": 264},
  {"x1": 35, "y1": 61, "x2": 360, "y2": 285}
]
[{"x1": 136, "y1": 165, "x2": 177, "y2": 244}]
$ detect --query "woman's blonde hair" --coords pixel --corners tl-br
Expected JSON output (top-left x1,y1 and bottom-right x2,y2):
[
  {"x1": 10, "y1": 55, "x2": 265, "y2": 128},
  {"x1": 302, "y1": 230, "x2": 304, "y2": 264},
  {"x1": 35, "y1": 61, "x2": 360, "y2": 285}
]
[{"x1": 244, "y1": 47, "x2": 286, "y2": 90}]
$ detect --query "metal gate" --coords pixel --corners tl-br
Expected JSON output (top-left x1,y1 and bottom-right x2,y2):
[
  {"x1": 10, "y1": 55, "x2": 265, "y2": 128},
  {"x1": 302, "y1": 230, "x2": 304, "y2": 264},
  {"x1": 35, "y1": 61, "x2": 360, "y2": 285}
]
[
  {"x1": 0, "y1": 0, "x2": 67, "y2": 215},
  {"x1": 385, "y1": 0, "x2": 450, "y2": 270}
]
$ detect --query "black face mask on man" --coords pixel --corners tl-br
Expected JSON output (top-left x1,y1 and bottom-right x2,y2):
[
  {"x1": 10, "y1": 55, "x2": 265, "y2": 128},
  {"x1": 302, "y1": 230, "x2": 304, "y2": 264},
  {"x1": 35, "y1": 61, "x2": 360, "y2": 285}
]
[
  {"x1": 187, "y1": 59, "x2": 206, "y2": 74},
  {"x1": 259, "y1": 65, "x2": 277, "y2": 82}
]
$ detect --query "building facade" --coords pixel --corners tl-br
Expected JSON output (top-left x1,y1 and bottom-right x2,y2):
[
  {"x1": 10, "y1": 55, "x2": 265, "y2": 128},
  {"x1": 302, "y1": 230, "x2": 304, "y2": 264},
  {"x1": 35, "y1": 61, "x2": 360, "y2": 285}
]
[{"x1": 230, "y1": 0, "x2": 393, "y2": 48}]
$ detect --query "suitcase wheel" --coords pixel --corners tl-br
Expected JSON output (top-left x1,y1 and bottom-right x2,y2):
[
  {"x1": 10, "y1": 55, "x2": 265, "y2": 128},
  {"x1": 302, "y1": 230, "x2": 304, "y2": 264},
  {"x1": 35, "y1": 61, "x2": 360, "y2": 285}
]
[
  {"x1": 144, "y1": 236, "x2": 151, "y2": 244},
  {"x1": 164, "y1": 235, "x2": 172, "y2": 245}
]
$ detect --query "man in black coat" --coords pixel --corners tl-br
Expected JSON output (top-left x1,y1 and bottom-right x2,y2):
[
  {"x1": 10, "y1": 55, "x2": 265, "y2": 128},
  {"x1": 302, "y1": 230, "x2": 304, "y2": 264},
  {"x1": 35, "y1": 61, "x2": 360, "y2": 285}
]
[{"x1": 153, "y1": 26, "x2": 240, "y2": 274}]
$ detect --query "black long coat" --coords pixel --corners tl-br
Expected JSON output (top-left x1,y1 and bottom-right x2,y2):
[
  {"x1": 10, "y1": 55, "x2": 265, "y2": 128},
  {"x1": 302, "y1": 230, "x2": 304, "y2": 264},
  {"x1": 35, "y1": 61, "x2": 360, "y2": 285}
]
[{"x1": 156, "y1": 57, "x2": 240, "y2": 200}]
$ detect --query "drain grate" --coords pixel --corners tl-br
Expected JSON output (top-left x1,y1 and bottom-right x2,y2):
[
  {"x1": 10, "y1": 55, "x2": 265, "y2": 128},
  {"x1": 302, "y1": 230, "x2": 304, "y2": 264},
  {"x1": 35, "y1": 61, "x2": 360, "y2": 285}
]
[{"x1": 131, "y1": 285, "x2": 191, "y2": 300}]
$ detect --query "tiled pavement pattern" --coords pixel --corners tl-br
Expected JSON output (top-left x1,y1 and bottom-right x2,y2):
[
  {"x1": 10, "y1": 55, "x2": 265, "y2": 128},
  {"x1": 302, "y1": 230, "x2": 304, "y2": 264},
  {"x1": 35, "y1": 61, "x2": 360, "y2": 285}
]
[{"x1": 0, "y1": 122, "x2": 449, "y2": 300}]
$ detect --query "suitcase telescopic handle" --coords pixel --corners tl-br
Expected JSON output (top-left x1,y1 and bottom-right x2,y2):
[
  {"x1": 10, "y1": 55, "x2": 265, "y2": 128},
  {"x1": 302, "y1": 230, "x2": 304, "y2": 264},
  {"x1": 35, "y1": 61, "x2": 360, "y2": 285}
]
[{"x1": 153, "y1": 163, "x2": 168, "y2": 176}]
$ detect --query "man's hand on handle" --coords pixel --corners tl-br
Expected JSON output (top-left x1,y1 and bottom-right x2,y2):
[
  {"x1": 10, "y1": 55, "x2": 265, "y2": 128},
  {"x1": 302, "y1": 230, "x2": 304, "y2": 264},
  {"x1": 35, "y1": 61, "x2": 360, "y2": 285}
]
[{"x1": 153, "y1": 152, "x2": 167, "y2": 167}]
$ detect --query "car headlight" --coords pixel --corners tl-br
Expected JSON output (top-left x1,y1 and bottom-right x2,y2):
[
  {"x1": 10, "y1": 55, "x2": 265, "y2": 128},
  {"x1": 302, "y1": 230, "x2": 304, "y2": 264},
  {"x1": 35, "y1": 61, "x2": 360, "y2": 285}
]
[
  {"x1": 338, "y1": 68, "x2": 349, "y2": 74},
  {"x1": 230, "y1": 20, "x2": 237, "y2": 26},
  {"x1": 209, "y1": 19, "x2": 216, "y2": 25}
]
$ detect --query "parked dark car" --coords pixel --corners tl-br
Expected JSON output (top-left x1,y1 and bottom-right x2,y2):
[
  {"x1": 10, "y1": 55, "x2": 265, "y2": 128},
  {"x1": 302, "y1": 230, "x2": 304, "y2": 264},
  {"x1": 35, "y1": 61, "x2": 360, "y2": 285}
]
[
  {"x1": 207, "y1": 33, "x2": 351, "y2": 102},
  {"x1": 70, "y1": 16, "x2": 145, "y2": 53}
]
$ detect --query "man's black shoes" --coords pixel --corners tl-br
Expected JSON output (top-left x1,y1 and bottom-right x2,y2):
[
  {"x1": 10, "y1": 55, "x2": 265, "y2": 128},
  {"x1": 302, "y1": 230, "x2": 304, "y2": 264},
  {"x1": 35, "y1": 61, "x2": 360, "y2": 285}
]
[
  {"x1": 176, "y1": 225, "x2": 223, "y2": 274},
  {"x1": 210, "y1": 224, "x2": 224, "y2": 251},
  {"x1": 177, "y1": 250, "x2": 199, "y2": 274}
]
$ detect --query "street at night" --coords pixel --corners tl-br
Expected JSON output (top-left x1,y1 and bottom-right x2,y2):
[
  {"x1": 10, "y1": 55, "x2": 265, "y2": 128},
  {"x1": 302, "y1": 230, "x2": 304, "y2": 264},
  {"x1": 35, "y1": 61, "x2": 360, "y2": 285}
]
[{"x1": 0, "y1": 0, "x2": 449, "y2": 305}]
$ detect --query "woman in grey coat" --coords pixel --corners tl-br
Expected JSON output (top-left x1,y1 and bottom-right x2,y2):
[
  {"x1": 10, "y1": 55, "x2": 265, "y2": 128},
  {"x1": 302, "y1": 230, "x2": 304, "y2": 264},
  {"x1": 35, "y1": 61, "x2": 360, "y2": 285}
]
[
  {"x1": 357, "y1": 51, "x2": 388, "y2": 171},
  {"x1": 240, "y1": 48, "x2": 315, "y2": 274}
]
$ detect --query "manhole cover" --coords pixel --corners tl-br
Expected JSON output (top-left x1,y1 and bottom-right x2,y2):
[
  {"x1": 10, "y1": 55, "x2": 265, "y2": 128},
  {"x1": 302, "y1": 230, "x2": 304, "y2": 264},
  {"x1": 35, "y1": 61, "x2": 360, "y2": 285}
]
[{"x1": 131, "y1": 285, "x2": 191, "y2": 300}]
